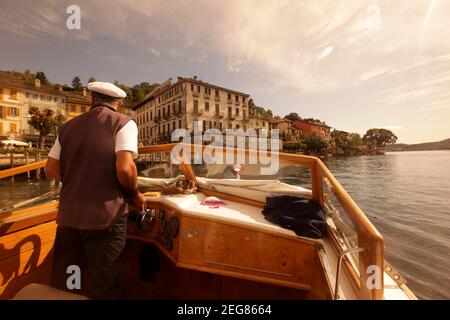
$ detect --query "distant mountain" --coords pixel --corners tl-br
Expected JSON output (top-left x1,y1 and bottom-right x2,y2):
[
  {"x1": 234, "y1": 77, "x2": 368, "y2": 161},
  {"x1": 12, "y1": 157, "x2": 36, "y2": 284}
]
[{"x1": 387, "y1": 138, "x2": 450, "y2": 151}]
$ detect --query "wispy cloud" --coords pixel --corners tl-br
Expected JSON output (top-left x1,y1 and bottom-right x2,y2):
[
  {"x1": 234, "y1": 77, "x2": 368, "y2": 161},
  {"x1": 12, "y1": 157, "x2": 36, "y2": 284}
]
[
  {"x1": 318, "y1": 46, "x2": 334, "y2": 61},
  {"x1": 359, "y1": 68, "x2": 389, "y2": 81},
  {"x1": 147, "y1": 48, "x2": 160, "y2": 57}
]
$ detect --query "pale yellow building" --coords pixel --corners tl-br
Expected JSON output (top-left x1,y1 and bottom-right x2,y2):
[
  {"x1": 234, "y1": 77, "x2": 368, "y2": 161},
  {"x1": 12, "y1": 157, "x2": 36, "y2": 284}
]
[
  {"x1": 270, "y1": 118, "x2": 302, "y2": 141},
  {"x1": 63, "y1": 89, "x2": 91, "y2": 120},
  {"x1": 0, "y1": 72, "x2": 90, "y2": 146},
  {"x1": 0, "y1": 85, "x2": 24, "y2": 140},
  {"x1": 248, "y1": 105, "x2": 271, "y2": 132},
  {"x1": 134, "y1": 76, "x2": 254, "y2": 145},
  {"x1": 21, "y1": 79, "x2": 67, "y2": 144}
]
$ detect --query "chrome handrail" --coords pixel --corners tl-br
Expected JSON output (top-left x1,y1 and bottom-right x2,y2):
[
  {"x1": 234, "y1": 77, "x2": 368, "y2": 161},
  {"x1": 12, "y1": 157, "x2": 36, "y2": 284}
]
[{"x1": 334, "y1": 247, "x2": 366, "y2": 300}]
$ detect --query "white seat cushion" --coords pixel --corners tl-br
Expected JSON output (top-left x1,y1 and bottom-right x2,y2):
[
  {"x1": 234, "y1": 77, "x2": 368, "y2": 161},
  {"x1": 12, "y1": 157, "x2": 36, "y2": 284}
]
[{"x1": 12, "y1": 283, "x2": 88, "y2": 300}]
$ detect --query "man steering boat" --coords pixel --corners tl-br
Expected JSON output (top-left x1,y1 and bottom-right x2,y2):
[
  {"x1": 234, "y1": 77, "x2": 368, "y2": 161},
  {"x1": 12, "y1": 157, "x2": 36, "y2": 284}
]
[{"x1": 45, "y1": 82, "x2": 146, "y2": 299}]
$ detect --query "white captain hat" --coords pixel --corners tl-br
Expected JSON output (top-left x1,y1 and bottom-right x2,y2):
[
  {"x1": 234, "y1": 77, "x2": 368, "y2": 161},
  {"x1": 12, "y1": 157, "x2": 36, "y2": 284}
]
[{"x1": 87, "y1": 82, "x2": 126, "y2": 98}]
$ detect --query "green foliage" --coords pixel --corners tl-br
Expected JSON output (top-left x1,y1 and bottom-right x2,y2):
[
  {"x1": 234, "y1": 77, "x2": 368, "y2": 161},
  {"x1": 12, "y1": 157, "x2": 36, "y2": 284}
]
[
  {"x1": 303, "y1": 135, "x2": 328, "y2": 154},
  {"x1": 88, "y1": 76, "x2": 96, "y2": 83},
  {"x1": 71, "y1": 76, "x2": 83, "y2": 91},
  {"x1": 330, "y1": 130, "x2": 364, "y2": 155},
  {"x1": 0, "y1": 146, "x2": 45, "y2": 155},
  {"x1": 282, "y1": 141, "x2": 304, "y2": 151},
  {"x1": 36, "y1": 71, "x2": 50, "y2": 85},
  {"x1": 285, "y1": 132, "x2": 291, "y2": 141},
  {"x1": 114, "y1": 81, "x2": 159, "y2": 103},
  {"x1": 348, "y1": 133, "x2": 363, "y2": 148},
  {"x1": 285, "y1": 112, "x2": 301, "y2": 121},
  {"x1": 28, "y1": 107, "x2": 65, "y2": 149},
  {"x1": 363, "y1": 128, "x2": 398, "y2": 148},
  {"x1": 23, "y1": 70, "x2": 35, "y2": 85},
  {"x1": 60, "y1": 84, "x2": 73, "y2": 92}
]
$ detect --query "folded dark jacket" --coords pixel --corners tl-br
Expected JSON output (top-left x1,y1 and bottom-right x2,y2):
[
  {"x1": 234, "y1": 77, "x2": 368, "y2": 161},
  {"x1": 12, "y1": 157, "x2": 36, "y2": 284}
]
[{"x1": 262, "y1": 195, "x2": 325, "y2": 239}]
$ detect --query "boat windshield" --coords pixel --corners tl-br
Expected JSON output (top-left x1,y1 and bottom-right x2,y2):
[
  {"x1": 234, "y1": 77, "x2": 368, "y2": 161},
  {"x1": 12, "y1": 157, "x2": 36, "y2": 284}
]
[{"x1": 136, "y1": 151, "x2": 182, "y2": 179}]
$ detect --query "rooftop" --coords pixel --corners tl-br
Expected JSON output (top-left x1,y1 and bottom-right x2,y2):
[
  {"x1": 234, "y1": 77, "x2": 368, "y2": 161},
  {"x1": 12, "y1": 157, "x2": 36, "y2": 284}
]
[
  {"x1": 0, "y1": 71, "x2": 89, "y2": 102},
  {"x1": 294, "y1": 118, "x2": 331, "y2": 128},
  {"x1": 134, "y1": 76, "x2": 250, "y2": 109},
  {"x1": 272, "y1": 118, "x2": 292, "y2": 124}
]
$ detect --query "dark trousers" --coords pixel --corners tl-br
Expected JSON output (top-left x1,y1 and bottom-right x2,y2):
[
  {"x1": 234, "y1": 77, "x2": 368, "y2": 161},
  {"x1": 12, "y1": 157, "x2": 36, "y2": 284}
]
[{"x1": 51, "y1": 214, "x2": 127, "y2": 299}]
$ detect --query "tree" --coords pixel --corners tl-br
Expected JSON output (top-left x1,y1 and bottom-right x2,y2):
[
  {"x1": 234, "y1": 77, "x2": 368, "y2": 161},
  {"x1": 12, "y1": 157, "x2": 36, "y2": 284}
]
[
  {"x1": 23, "y1": 70, "x2": 35, "y2": 85},
  {"x1": 114, "y1": 80, "x2": 133, "y2": 100},
  {"x1": 331, "y1": 130, "x2": 364, "y2": 155},
  {"x1": 282, "y1": 141, "x2": 304, "y2": 151},
  {"x1": 112, "y1": 81, "x2": 159, "y2": 103},
  {"x1": 62, "y1": 84, "x2": 73, "y2": 92},
  {"x1": 35, "y1": 71, "x2": 50, "y2": 85},
  {"x1": 285, "y1": 112, "x2": 301, "y2": 121},
  {"x1": 363, "y1": 128, "x2": 397, "y2": 149},
  {"x1": 132, "y1": 82, "x2": 156, "y2": 102},
  {"x1": 303, "y1": 135, "x2": 328, "y2": 154},
  {"x1": 348, "y1": 133, "x2": 363, "y2": 148},
  {"x1": 88, "y1": 76, "x2": 96, "y2": 83},
  {"x1": 72, "y1": 76, "x2": 83, "y2": 91},
  {"x1": 331, "y1": 130, "x2": 349, "y2": 153},
  {"x1": 28, "y1": 107, "x2": 65, "y2": 150}
]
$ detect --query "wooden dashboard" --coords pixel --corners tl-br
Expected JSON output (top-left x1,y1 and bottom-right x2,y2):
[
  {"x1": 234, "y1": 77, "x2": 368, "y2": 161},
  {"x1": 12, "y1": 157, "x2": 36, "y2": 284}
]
[{"x1": 127, "y1": 193, "x2": 323, "y2": 292}]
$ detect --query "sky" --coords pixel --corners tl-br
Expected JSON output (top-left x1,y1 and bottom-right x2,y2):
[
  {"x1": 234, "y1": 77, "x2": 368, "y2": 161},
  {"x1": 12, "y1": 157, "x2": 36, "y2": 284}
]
[{"x1": 0, "y1": 0, "x2": 449, "y2": 144}]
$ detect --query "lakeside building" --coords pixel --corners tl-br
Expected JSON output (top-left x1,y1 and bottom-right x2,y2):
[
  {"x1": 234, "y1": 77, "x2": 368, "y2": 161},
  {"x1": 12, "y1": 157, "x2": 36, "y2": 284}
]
[
  {"x1": 134, "y1": 76, "x2": 276, "y2": 145},
  {"x1": 62, "y1": 89, "x2": 91, "y2": 121},
  {"x1": 247, "y1": 105, "x2": 271, "y2": 132},
  {"x1": 270, "y1": 118, "x2": 303, "y2": 141},
  {"x1": 293, "y1": 118, "x2": 331, "y2": 141},
  {"x1": 0, "y1": 74, "x2": 23, "y2": 141},
  {"x1": 22, "y1": 79, "x2": 67, "y2": 145},
  {"x1": 0, "y1": 72, "x2": 90, "y2": 146}
]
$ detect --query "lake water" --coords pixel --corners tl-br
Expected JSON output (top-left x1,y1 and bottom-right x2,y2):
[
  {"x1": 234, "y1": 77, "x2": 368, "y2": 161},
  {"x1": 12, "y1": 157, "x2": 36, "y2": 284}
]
[
  {"x1": 323, "y1": 151, "x2": 450, "y2": 300},
  {"x1": 0, "y1": 151, "x2": 448, "y2": 299}
]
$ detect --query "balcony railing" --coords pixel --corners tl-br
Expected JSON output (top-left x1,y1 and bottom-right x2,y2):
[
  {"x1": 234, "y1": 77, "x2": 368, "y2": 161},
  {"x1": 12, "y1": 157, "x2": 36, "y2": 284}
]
[
  {"x1": 227, "y1": 99, "x2": 232, "y2": 105},
  {"x1": 214, "y1": 112, "x2": 224, "y2": 118},
  {"x1": 235, "y1": 100, "x2": 241, "y2": 106},
  {"x1": 193, "y1": 108, "x2": 204, "y2": 116},
  {"x1": 192, "y1": 91, "x2": 199, "y2": 97},
  {"x1": 173, "y1": 107, "x2": 186, "y2": 116},
  {"x1": 204, "y1": 94, "x2": 210, "y2": 100},
  {"x1": 214, "y1": 96, "x2": 220, "y2": 102}
]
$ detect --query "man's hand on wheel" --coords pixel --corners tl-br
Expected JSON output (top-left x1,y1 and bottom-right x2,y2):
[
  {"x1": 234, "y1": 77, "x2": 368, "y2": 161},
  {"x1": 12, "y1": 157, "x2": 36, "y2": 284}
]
[{"x1": 129, "y1": 192, "x2": 146, "y2": 212}]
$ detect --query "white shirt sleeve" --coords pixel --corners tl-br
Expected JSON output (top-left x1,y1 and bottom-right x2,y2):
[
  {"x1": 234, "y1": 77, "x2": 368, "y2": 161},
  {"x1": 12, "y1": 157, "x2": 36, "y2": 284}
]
[
  {"x1": 115, "y1": 120, "x2": 138, "y2": 159},
  {"x1": 48, "y1": 136, "x2": 61, "y2": 160}
]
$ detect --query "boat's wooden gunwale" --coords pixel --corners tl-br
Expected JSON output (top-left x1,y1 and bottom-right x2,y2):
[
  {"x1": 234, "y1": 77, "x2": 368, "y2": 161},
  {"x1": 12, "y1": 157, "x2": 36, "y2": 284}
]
[
  {"x1": 318, "y1": 161, "x2": 384, "y2": 299},
  {"x1": 0, "y1": 202, "x2": 58, "y2": 236},
  {"x1": 0, "y1": 160, "x2": 47, "y2": 180}
]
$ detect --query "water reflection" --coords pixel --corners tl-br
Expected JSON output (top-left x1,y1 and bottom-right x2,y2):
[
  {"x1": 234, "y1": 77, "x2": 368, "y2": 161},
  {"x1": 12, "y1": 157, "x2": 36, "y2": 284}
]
[{"x1": 323, "y1": 151, "x2": 450, "y2": 300}]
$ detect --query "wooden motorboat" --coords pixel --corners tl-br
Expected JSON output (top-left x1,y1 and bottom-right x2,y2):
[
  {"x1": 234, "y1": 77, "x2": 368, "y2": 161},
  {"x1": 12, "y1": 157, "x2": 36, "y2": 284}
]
[{"x1": 0, "y1": 144, "x2": 417, "y2": 300}]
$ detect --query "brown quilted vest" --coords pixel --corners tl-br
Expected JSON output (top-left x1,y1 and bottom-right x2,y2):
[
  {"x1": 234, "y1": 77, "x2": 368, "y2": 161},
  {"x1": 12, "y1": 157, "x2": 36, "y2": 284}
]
[{"x1": 57, "y1": 103, "x2": 132, "y2": 230}]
